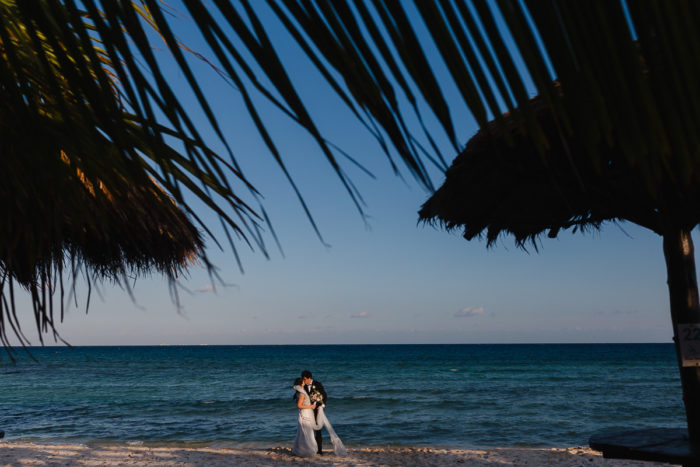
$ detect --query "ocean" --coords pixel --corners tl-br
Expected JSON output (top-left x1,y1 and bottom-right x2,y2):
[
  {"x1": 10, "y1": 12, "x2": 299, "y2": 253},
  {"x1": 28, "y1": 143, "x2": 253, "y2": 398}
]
[{"x1": 0, "y1": 344, "x2": 686, "y2": 448}]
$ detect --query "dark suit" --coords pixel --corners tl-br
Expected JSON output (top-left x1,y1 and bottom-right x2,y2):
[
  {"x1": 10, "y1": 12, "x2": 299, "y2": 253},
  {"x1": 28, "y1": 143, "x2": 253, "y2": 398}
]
[{"x1": 306, "y1": 380, "x2": 327, "y2": 454}]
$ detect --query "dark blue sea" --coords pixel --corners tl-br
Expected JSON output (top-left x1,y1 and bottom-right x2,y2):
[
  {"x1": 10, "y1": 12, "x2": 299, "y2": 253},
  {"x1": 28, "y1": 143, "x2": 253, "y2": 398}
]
[{"x1": 0, "y1": 344, "x2": 686, "y2": 448}]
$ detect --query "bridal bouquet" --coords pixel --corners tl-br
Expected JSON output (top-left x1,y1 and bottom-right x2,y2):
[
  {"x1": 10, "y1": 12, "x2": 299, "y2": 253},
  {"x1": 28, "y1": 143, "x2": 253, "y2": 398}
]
[{"x1": 310, "y1": 390, "x2": 325, "y2": 408}]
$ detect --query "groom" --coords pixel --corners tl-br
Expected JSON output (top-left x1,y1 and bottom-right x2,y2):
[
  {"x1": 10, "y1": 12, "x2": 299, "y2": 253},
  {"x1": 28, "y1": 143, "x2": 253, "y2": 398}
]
[{"x1": 301, "y1": 369, "x2": 327, "y2": 455}]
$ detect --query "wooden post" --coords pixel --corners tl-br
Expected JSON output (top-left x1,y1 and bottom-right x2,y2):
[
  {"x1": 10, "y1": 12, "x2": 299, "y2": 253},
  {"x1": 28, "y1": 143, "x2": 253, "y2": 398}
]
[{"x1": 663, "y1": 228, "x2": 700, "y2": 449}]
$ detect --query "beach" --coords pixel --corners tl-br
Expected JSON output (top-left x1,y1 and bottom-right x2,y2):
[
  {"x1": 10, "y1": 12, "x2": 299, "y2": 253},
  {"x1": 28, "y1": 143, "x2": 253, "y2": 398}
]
[{"x1": 0, "y1": 443, "x2": 674, "y2": 466}]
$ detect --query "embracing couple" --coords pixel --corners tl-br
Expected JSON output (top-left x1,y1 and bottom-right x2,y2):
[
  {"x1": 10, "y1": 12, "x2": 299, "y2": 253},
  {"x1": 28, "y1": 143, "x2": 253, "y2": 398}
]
[{"x1": 291, "y1": 370, "x2": 347, "y2": 458}]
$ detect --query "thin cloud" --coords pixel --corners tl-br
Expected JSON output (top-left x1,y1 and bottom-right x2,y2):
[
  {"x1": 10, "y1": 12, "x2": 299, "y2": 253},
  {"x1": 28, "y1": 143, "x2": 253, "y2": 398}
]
[
  {"x1": 595, "y1": 309, "x2": 639, "y2": 315},
  {"x1": 454, "y1": 307, "x2": 485, "y2": 318},
  {"x1": 350, "y1": 311, "x2": 371, "y2": 319},
  {"x1": 298, "y1": 312, "x2": 317, "y2": 319},
  {"x1": 196, "y1": 284, "x2": 216, "y2": 293}
]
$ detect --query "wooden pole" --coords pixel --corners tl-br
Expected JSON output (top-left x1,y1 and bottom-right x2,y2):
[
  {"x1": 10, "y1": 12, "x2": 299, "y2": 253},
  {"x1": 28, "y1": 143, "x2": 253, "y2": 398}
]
[{"x1": 663, "y1": 227, "x2": 700, "y2": 448}]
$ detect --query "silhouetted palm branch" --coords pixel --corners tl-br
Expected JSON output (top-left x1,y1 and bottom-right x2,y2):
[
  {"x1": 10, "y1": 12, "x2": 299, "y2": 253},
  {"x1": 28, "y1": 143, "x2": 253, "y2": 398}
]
[
  {"x1": 5, "y1": 0, "x2": 700, "y2": 373},
  {"x1": 0, "y1": 1, "x2": 265, "y2": 350}
]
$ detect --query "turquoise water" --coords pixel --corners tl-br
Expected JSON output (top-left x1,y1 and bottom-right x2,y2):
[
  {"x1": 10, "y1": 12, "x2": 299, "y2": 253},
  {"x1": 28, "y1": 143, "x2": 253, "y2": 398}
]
[{"x1": 0, "y1": 344, "x2": 685, "y2": 448}]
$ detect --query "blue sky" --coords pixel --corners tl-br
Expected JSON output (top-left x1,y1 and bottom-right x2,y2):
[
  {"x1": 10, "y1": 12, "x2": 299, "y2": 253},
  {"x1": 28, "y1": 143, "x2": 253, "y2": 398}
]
[{"x1": 13, "y1": 2, "x2": 685, "y2": 345}]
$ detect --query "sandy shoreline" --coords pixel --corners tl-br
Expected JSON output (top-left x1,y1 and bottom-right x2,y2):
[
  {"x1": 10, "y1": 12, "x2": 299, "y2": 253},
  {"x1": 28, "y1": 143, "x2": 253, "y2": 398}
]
[{"x1": 0, "y1": 442, "x2": 676, "y2": 466}]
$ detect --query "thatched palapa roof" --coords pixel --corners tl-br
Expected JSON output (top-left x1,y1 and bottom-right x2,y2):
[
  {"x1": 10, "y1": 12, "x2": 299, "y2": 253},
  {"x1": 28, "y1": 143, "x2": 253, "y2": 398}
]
[
  {"x1": 0, "y1": 108, "x2": 203, "y2": 347},
  {"x1": 419, "y1": 97, "x2": 700, "y2": 246},
  {"x1": 1, "y1": 142, "x2": 202, "y2": 289},
  {"x1": 0, "y1": 2, "x2": 217, "y2": 348}
]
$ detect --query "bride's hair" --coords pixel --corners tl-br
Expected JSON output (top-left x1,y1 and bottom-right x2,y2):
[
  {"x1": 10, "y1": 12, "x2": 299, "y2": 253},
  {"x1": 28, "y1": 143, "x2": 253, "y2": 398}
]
[{"x1": 292, "y1": 377, "x2": 303, "y2": 400}]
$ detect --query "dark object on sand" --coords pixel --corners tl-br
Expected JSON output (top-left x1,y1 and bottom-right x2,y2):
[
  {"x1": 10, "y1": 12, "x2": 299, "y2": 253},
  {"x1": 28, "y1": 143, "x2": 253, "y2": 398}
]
[{"x1": 589, "y1": 428, "x2": 695, "y2": 466}]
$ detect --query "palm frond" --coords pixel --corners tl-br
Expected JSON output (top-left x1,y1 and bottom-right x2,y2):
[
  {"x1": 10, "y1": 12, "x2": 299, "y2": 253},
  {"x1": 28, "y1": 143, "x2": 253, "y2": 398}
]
[
  {"x1": 6, "y1": 0, "x2": 700, "y2": 351},
  {"x1": 0, "y1": 0, "x2": 257, "y2": 349}
]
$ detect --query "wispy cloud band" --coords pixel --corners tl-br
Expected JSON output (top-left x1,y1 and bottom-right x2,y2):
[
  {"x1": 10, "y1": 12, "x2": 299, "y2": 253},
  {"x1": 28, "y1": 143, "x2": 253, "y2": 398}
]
[
  {"x1": 351, "y1": 311, "x2": 371, "y2": 319},
  {"x1": 454, "y1": 307, "x2": 484, "y2": 318}
]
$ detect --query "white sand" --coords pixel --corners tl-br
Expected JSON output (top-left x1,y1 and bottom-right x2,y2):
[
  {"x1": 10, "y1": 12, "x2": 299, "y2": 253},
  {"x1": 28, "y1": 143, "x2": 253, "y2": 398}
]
[{"x1": 0, "y1": 443, "x2": 676, "y2": 466}]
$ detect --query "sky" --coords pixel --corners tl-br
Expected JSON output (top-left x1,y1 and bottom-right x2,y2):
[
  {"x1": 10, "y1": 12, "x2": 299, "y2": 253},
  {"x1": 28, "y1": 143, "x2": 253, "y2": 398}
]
[{"x1": 12, "y1": 2, "x2": 689, "y2": 345}]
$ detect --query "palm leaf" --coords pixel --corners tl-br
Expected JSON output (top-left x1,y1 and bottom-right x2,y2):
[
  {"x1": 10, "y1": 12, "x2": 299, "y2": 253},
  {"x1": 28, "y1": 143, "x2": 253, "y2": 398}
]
[{"x1": 6, "y1": 0, "x2": 700, "y2": 359}]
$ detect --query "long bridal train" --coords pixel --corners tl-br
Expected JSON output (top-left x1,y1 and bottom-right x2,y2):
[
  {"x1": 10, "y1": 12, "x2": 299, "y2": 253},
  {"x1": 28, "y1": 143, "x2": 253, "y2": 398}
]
[{"x1": 316, "y1": 406, "x2": 347, "y2": 456}]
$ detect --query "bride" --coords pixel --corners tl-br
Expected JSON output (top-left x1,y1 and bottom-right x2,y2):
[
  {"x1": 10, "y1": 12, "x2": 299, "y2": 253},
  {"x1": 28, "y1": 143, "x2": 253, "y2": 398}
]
[{"x1": 291, "y1": 378, "x2": 347, "y2": 457}]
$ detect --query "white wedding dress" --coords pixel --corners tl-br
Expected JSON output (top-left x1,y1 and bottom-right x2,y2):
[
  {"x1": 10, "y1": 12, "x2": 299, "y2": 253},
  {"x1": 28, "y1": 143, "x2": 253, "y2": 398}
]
[{"x1": 292, "y1": 385, "x2": 347, "y2": 457}]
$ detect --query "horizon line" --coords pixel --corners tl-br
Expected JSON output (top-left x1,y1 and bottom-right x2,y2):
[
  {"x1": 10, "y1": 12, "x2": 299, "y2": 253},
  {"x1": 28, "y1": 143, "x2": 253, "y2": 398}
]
[{"x1": 17, "y1": 341, "x2": 673, "y2": 347}]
